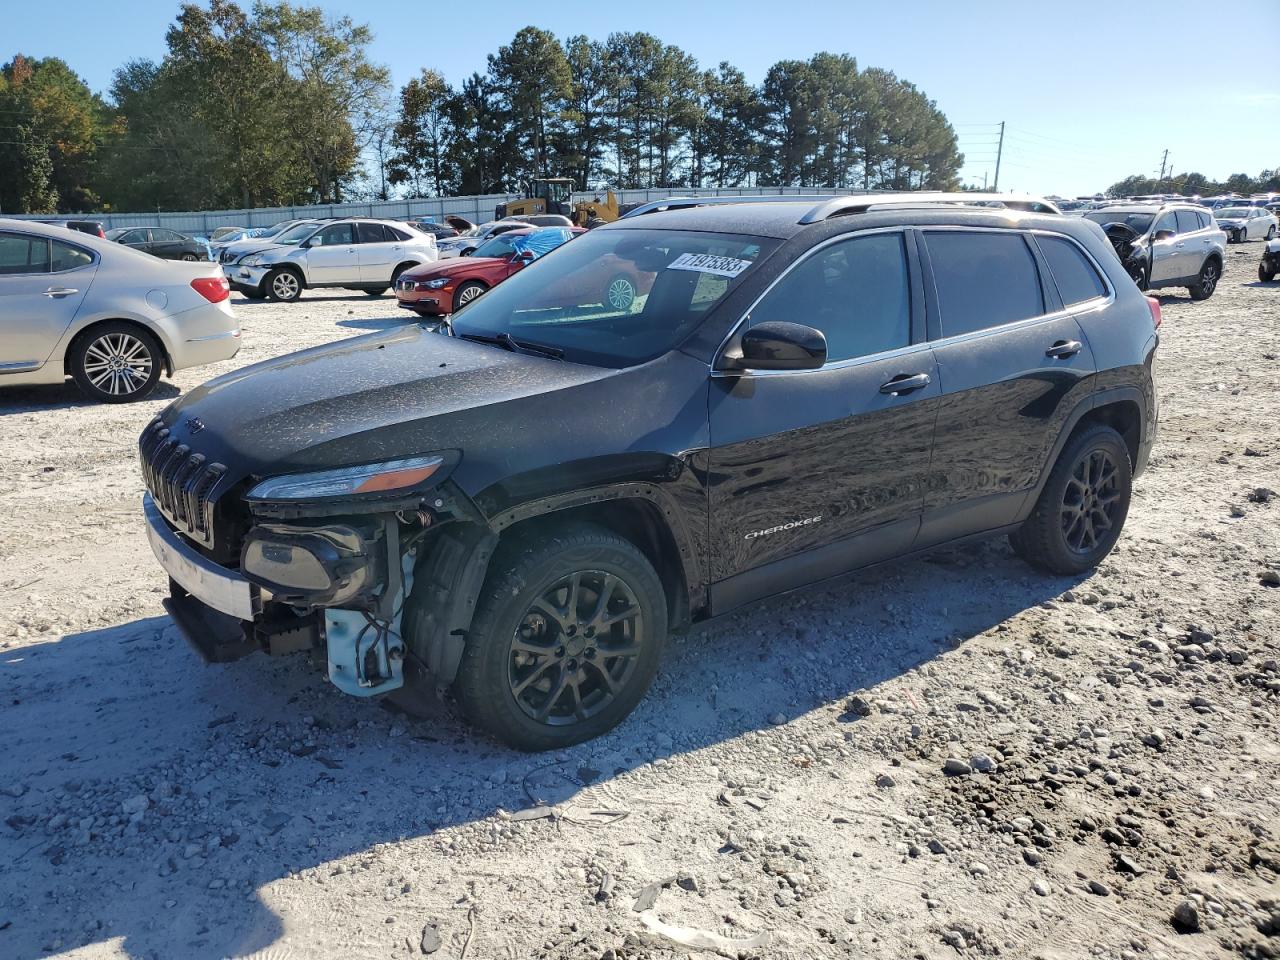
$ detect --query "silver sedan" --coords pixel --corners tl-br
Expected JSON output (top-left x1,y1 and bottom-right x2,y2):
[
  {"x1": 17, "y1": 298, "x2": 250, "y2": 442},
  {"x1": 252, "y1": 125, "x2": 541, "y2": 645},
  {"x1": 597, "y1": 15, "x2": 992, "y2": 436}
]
[
  {"x1": 0, "y1": 218, "x2": 240, "y2": 402},
  {"x1": 1214, "y1": 206, "x2": 1279, "y2": 243}
]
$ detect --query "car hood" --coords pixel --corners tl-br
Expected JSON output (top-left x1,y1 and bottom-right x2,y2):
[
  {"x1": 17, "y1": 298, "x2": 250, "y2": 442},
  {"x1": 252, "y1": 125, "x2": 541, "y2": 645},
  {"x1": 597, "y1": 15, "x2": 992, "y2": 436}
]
[
  {"x1": 157, "y1": 325, "x2": 613, "y2": 481},
  {"x1": 402, "y1": 257, "x2": 505, "y2": 280},
  {"x1": 220, "y1": 238, "x2": 287, "y2": 258},
  {"x1": 1216, "y1": 217, "x2": 1245, "y2": 226}
]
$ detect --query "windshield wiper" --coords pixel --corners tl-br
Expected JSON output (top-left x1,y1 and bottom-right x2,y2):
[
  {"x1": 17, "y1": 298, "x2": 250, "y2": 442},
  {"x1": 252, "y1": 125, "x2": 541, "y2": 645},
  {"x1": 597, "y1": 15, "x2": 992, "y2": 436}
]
[{"x1": 459, "y1": 331, "x2": 563, "y2": 360}]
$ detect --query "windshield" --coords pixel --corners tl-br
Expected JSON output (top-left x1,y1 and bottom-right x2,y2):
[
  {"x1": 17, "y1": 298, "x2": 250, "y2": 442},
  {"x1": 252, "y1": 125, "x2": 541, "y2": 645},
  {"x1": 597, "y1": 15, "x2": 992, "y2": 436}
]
[
  {"x1": 449, "y1": 227, "x2": 776, "y2": 368},
  {"x1": 274, "y1": 223, "x2": 317, "y2": 245},
  {"x1": 1084, "y1": 211, "x2": 1155, "y2": 233},
  {"x1": 1215, "y1": 208, "x2": 1248, "y2": 218},
  {"x1": 472, "y1": 234, "x2": 528, "y2": 258},
  {"x1": 105, "y1": 228, "x2": 128, "y2": 240}
]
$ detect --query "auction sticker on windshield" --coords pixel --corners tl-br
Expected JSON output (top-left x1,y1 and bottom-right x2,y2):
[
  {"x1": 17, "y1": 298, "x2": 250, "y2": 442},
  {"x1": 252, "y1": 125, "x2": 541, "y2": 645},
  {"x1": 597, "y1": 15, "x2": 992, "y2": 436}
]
[{"x1": 667, "y1": 253, "x2": 754, "y2": 278}]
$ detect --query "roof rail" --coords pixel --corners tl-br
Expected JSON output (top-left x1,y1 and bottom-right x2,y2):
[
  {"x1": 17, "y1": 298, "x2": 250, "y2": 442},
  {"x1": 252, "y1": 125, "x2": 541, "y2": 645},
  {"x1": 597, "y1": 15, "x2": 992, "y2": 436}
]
[
  {"x1": 619, "y1": 194, "x2": 863, "y2": 220},
  {"x1": 798, "y1": 192, "x2": 1062, "y2": 223}
]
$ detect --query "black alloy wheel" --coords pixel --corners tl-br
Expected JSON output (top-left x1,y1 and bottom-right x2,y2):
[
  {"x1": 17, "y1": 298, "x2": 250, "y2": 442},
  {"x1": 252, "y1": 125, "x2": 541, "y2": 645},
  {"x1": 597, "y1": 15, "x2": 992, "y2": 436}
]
[
  {"x1": 1010, "y1": 424, "x2": 1132, "y2": 575},
  {"x1": 1127, "y1": 262, "x2": 1148, "y2": 290},
  {"x1": 1189, "y1": 259, "x2": 1219, "y2": 300},
  {"x1": 445, "y1": 523, "x2": 667, "y2": 750},
  {"x1": 508, "y1": 571, "x2": 643, "y2": 726},
  {"x1": 1060, "y1": 449, "x2": 1123, "y2": 556}
]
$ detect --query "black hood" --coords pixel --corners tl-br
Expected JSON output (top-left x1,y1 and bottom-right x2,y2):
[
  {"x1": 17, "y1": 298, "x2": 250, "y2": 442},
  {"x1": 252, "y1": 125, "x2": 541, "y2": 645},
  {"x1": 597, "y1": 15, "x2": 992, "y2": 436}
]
[{"x1": 159, "y1": 325, "x2": 613, "y2": 481}]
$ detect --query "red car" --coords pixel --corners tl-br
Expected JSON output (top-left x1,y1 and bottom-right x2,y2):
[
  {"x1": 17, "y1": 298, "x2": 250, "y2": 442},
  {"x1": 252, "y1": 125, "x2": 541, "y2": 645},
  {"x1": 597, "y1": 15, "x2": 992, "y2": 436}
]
[
  {"x1": 396, "y1": 226, "x2": 654, "y2": 317},
  {"x1": 395, "y1": 227, "x2": 573, "y2": 315}
]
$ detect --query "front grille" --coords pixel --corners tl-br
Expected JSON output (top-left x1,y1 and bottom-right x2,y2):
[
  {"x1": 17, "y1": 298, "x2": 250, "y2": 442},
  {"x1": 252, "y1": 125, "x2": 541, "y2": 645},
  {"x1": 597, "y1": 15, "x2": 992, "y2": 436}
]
[{"x1": 139, "y1": 419, "x2": 226, "y2": 549}]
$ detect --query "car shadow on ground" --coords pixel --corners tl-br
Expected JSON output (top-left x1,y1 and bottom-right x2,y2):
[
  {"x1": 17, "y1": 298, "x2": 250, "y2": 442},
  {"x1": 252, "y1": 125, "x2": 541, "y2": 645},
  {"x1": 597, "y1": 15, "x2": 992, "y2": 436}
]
[
  {"x1": 229, "y1": 293, "x2": 397, "y2": 306},
  {"x1": 0, "y1": 537, "x2": 1085, "y2": 959},
  {"x1": 0, "y1": 381, "x2": 181, "y2": 416}
]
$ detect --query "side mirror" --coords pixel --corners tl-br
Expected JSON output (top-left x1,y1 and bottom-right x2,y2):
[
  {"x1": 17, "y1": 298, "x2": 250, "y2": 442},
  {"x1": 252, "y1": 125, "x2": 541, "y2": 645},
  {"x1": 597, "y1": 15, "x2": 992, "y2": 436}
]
[
  {"x1": 1152, "y1": 229, "x2": 1176, "y2": 242},
  {"x1": 727, "y1": 321, "x2": 827, "y2": 372},
  {"x1": 516, "y1": 250, "x2": 535, "y2": 261}
]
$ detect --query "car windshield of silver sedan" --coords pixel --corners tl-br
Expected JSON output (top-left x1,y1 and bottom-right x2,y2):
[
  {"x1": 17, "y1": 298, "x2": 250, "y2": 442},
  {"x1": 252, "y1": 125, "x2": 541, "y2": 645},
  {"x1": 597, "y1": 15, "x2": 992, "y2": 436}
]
[
  {"x1": 1215, "y1": 208, "x2": 1248, "y2": 219},
  {"x1": 449, "y1": 227, "x2": 775, "y2": 368}
]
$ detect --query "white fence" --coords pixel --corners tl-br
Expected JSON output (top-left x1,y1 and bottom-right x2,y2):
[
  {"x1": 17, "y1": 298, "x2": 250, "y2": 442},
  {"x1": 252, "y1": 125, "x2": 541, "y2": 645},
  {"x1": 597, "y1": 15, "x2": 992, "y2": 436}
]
[{"x1": 7, "y1": 186, "x2": 865, "y2": 234}]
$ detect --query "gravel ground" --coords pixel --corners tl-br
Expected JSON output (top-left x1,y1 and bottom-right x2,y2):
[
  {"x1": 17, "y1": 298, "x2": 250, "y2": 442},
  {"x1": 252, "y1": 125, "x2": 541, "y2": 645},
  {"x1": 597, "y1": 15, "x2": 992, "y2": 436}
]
[{"x1": 1, "y1": 247, "x2": 1277, "y2": 960}]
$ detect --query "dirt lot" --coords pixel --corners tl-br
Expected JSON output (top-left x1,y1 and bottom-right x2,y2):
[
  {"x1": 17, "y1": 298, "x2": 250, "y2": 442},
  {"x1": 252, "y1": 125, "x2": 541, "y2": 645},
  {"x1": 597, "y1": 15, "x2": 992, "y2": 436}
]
[{"x1": 1, "y1": 245, "x2": 1278, "y2": 960}]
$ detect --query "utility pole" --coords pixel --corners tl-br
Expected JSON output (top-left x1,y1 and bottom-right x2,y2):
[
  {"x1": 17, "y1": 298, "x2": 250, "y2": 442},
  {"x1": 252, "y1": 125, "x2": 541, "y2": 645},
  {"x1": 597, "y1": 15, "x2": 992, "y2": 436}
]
[
  {"x1": 1158, "y1": 149, "x2": 1169, "y2": 185},
  {"x1": 993, "y1": 121, "x2": 1005, "y2": 192}
]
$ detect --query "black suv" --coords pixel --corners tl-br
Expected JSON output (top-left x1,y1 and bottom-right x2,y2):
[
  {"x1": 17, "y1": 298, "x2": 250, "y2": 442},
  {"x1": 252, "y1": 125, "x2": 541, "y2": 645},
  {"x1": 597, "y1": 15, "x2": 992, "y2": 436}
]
[{"x1": 140, "y1": 194, "x2": 1159, "y2": 750}]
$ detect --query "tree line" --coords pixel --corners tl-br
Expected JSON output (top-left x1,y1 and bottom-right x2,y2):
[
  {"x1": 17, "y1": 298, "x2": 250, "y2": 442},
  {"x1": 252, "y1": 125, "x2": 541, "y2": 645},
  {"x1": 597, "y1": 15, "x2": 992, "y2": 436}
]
[
  {"x1": 1, "y1": 1, "x2": 964, "y2": 214},
  {"x1": 1106, "y1": 170, "x2": 1280, "y2": 199}
]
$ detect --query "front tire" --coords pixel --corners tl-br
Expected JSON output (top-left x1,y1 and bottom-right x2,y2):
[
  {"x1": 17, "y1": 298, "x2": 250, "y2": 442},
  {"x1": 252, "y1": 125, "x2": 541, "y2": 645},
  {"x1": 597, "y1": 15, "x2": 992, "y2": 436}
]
[
  {"x1": 452, "y1": 280, "x2": 487, "y2": 313},
  {"x1": 1127, "y1": 262, "x2": 1148, "y2": 291},
  {"x1": 1010, "y1": 425, "x2": 1132, "y2": 576},
  {"x1": 265, "y1": 268, "x2": 302, "y2": 302},
  {"x1": 1188, "y1": 258, "x2": 1220, "y2": 300},
  {"x1": 1267, "y1": 225, "x2": 1276, "y2": 241},
  {"x1": 69, "y1": 322, "x2": 163, "y2": 403},
  {"x1": 453, "y1": 524, "x2": 667, "y2": 751},
  {"x1": 364, "y1": 288, "x2": 387, "y2": 297},
  {"x1": 1261, "y1": 261, "x2": 1277, "y2": 283}
]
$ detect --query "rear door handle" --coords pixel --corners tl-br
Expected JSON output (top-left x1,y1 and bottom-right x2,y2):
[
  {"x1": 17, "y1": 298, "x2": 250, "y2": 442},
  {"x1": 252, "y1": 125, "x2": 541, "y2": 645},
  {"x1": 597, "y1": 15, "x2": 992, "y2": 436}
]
[
  {"x1": 879, "y1": 372, "x2": 931, "y2": 395},
  {"x1": 44, "y1": 287, "x2": 79, "y2": 298},
  {"x1": 1045, "y1": 339, "x2": 1082, "y2": 359}
]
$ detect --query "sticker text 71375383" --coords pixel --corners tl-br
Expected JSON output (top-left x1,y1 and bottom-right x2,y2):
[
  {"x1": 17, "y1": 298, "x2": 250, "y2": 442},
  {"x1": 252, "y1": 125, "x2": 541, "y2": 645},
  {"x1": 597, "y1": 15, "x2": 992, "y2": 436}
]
[{"x1": 666, "y1": 253, "x2": 753, "y2": 279}]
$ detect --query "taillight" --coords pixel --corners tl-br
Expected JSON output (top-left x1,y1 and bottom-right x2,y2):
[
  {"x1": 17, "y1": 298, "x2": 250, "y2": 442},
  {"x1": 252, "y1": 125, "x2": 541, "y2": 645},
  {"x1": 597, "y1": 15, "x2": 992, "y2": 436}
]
[
  {"x1": 96, "y1": 227, "x2": 106, "y2": 238},
  {"x1": 1145, "y1": 295, "x2": 1162, "y2": 330},
  {"x1": 191, "y1": 276, "x2": 230, "y2": 303}
]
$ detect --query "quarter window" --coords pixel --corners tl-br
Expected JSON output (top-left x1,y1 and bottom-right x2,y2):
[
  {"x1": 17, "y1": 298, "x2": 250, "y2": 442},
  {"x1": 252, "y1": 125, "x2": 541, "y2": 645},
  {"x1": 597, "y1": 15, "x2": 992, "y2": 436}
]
[
  {"x1": 1037, "y1": 235, "x2": 1107, "y2": 306},
  {"x1": 51, "y1": 240, "x2": 93, "y2": 272},
  {"x1": 749, "y1": 232, "x2": 911, "y2": 362},
  {"x1": 925, "y1": 231, "x2": 1044, "y2": 337},
  {"x1": 387, "y1": 226, "x2": 412, "y2": 242},
  {"x1": 0, "y1": 233, "x2": 51, "y2": 274}
]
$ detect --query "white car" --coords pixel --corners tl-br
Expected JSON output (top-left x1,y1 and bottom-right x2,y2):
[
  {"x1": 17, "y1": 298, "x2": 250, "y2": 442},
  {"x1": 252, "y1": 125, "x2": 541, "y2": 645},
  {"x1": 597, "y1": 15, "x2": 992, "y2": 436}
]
[
  {"x1": 0, "y1": 218, "x2": 239, "y2": 403},
  {"x1": 435, "y1": 220, "x2": 529, "y2": 259},
  {"x1": 226, "y1": 219, "x2": 437, "y2": 302},
  {"x1": 1214, "y1": 206, "x2": 1278, "y2": 243}
]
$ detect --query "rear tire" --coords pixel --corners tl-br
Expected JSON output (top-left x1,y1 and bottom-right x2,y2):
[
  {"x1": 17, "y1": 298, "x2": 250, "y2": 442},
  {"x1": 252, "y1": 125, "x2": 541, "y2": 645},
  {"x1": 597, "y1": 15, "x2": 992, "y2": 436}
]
[
  {"x1": 69, "y1": 322, "x2": 163, "y2": 403},
  {"x1": 1010, "y1": 424, "x2": 1132, "y2": 576},
  {"x1": 1261, "y1": 262, "x2": 1277, "y2": 283},
  {"x1": 1188, "y1": 258, "x2": 1219, "y2": 300},
  {"x1": 453, "y1": 524, "x2": 667, "y2": 751},
  {"x1": 1267, "y1": 225, "x2": 1276, "y2": 241},
  {"x1": 265, "y1": 268, "x2": 302, "y2": 302},
  {"x1": 364, "y1": 288, "x2": 387, "y2": 297}
]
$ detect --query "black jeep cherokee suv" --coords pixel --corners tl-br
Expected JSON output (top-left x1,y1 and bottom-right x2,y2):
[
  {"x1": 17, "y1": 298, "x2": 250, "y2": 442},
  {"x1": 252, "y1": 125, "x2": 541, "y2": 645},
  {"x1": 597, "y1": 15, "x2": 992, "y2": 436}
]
[{"x1": 140, "y1": 193, "x2": 1159, "y2": 750}]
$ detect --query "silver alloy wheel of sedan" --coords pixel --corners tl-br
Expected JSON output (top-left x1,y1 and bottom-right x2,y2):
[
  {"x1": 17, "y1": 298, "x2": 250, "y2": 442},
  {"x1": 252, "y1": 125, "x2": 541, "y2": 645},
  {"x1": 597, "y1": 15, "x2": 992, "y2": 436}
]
[
  {"x1": 457, "y1": 283, "x2": 483, "y2": 306},
  {"x1": 271, "y1": 271, "x2": 300, "y2": 301},
  {"x1": 82, "y1": 332, "x2": 153, "y2": 397}
]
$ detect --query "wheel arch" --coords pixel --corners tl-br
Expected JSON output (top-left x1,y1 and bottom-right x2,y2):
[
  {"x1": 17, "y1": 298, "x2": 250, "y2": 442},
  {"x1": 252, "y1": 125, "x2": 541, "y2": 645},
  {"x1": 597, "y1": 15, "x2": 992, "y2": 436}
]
[
  {"x1": 406, "y1": 485, "x2": 700, "y2": 686},
  {"x1": 1015, "y1": 387, "x2": 1147, "y2": 524}
]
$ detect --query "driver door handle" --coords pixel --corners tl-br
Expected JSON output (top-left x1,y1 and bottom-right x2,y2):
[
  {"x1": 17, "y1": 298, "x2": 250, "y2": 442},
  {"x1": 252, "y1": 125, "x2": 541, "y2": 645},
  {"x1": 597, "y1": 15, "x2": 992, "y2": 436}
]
[
  {"x1": 1046, "y1": 339, "x2": 1082, "y2": 359},
  {"x1": 44, "y1": 287, "x2": 79, "y2": 298},
  {"x1": 879, "y1": 372, "x2": 931, "y2": 395}
]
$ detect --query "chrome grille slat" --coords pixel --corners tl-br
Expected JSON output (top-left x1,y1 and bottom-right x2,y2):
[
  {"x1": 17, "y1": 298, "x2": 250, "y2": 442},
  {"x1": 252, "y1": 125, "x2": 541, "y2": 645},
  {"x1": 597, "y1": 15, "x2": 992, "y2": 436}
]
[{"x1": 138, "y1": 419, "x2": 224, "y2": 548}]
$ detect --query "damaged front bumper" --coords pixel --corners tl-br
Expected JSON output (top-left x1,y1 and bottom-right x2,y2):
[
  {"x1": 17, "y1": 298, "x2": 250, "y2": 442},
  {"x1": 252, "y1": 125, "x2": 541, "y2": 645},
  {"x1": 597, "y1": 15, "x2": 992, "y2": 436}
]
[{"x1": 144, "y1": 492, "x2": 410, "y2": 696}]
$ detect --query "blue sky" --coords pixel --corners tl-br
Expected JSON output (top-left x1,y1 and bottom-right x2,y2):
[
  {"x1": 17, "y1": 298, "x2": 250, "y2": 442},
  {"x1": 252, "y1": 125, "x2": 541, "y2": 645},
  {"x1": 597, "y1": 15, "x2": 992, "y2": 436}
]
[{"x1": 10, "y1": 0, "x2": 1277, "y2": 196}]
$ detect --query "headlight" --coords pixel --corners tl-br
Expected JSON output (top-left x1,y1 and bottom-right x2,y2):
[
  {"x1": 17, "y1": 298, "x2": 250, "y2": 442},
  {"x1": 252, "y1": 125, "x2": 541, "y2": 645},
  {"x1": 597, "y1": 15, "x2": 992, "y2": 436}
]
[
  {"x1": 248, "y1": 455, "x2": 446, "y2": 501},
  {"x1": 242, "y1": 254, "x2": 265, "y2": 266},
  {"x1": 423, "y1": 277, "x2": 450, "y2": 289}
]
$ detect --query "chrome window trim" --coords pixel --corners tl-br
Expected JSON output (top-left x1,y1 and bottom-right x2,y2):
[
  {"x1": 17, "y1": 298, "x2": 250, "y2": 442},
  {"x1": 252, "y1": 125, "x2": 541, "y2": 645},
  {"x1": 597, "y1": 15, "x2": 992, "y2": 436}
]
[{"x1": 710, "y1": 226, "x2": 912, "y2": 377}]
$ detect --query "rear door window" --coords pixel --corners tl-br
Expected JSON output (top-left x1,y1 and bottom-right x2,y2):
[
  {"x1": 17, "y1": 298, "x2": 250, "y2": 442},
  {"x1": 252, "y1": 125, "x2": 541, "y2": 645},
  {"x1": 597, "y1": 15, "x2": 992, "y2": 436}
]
[
  {"x1": 1176, "y1": 210, "x2": 1201, "y2": 233},
  {"x1": 0, "y1": 232, "x2": 51, "y2": 274},
  {"x1": 357, "y1": 222, "x2": 388, "y2": 244},
  {"x1": 924, "y1": 231, "x2": 1044, "y2": 337},
  {"x1": 1037, "y1": 235, "x2": 1107, "y2": 306}
]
